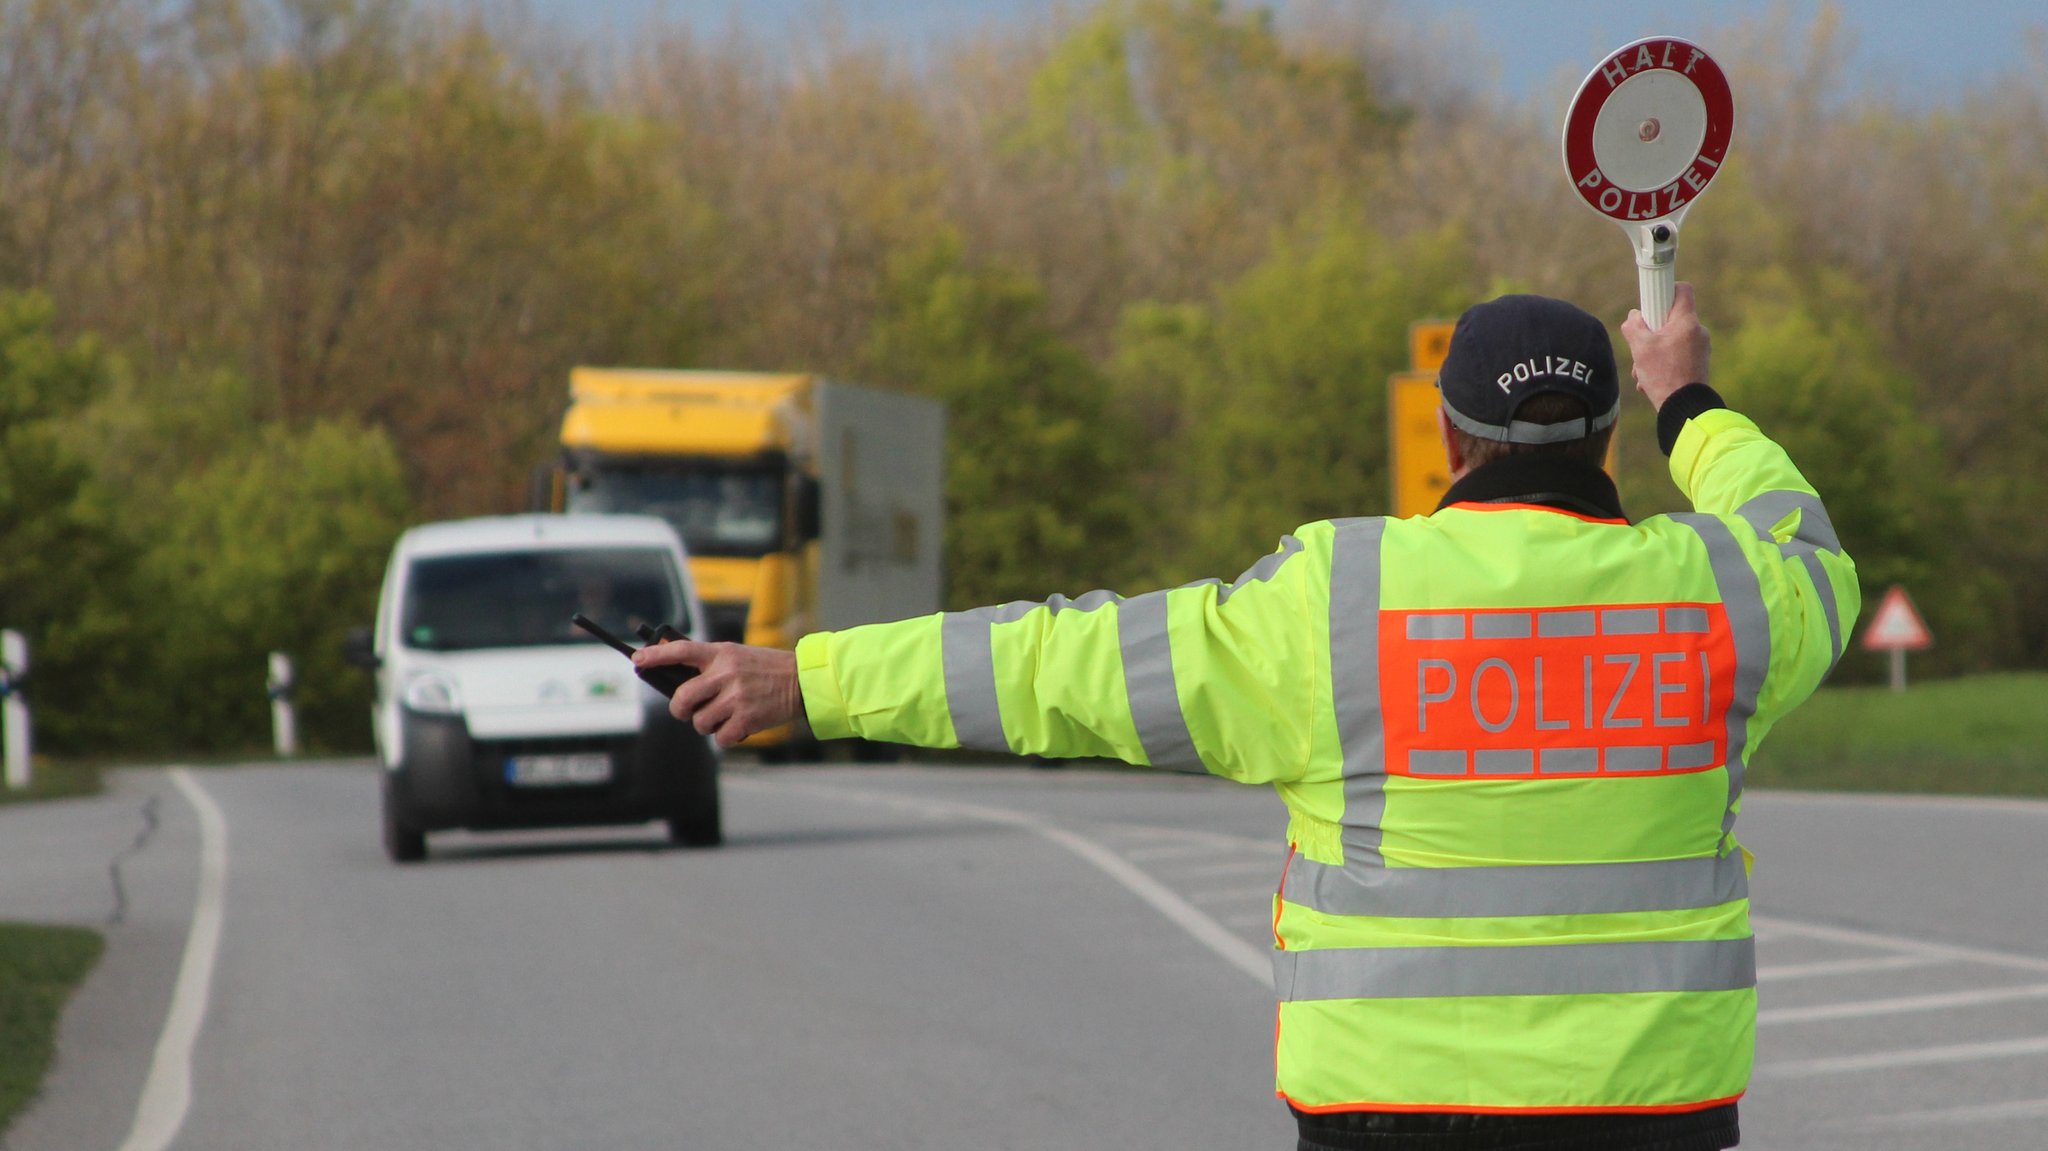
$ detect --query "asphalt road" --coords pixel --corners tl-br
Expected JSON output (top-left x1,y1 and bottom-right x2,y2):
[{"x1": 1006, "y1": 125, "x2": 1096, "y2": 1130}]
[{"x1": 4, "y1": 760, "x2": 2047, "y2": 1150}]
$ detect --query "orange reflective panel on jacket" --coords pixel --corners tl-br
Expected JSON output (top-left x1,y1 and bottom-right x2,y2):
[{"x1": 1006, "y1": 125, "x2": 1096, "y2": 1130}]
[{"x1": 1382, "y1": 604, "x2": 1737, "y2": 779}]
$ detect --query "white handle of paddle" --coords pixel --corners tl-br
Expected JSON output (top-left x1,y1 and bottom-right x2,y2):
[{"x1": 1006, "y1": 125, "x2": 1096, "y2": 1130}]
[{"x1": 1632, "y1": 220, "x2": 1680, "y2": 330}]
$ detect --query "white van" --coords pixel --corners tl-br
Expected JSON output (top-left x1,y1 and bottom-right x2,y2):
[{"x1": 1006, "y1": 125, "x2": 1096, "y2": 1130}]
[{"x1": 350, "y1": 514, "x2": 720, "y2": 862}]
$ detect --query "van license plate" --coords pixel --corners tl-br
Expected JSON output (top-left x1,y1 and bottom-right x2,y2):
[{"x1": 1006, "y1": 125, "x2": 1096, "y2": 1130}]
[{"x1": 505, "y1": 753, "x2": 613, "y2": 787}]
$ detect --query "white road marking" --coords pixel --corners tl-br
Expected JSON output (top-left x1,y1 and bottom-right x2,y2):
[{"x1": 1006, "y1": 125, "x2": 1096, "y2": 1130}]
[
  {"x1": 1757, "y1": 1035, "x2": 2048, "y2": 1078},
  {"x1": 1124, "y1": 842, "x2": 1226, "y2": 862},
  {"x1": 118, "y1": 768, "x2": 228, "y2": 1151},
  {"x1": 1175, "y1": 858, "x2": 1280, "y2": 878},
  {"x1": 1761, "y1": 982, "x2": 2048, "y2": 1026},
  {"x1": 1192, "y1": 885, "x2": 1282, "y2": 906},
  {"x1": 1751, "y1": 914, "x2": 2048, "y2": 975},
  {"x1": 1849, "y1": 1095, "x2": 2048, "y2": 1128},
  {"x1": 1758, "y1": 953, "x2": 1947, "y2": 982},
  {"x1": 1107, "y1": 826, "x2": 1269, "y2": 854},
  {"x1": 740, "y1": 778, "x2": 1273, "y2": 985}
]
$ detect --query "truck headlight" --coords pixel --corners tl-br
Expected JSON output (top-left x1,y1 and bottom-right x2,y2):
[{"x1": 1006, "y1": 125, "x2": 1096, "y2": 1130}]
[{"x1": 401, "y1": 673, "x2": 462, "y2": 715}]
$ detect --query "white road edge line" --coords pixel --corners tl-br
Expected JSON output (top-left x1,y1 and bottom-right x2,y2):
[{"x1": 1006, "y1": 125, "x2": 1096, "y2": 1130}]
[
  {"x1": 1756, "y1": 1034, "x2": 2048, "y2": 1078},
  {"x1": 1759, "y1": 981, "x2": 2048, "y2": 1026},
  {"x1": 1756, "y1": 954, "x2": 1947, "y2": 982},
  {"x1": 734, "y1": 778, "x2": 1273, "y2": 985},
  {"x1": 118, "y1": 767, "x2": 228, "y2": 1151},
  {"x1": 1124, "y1": 843, "x2": 1225, "y2": 862},
  {"x1": 1848, "y1": 1095, "x2": 2048, "y2": 1129},
  {"x1": 1750, "y1": 913, "x2": 2048, "y2": 975}
]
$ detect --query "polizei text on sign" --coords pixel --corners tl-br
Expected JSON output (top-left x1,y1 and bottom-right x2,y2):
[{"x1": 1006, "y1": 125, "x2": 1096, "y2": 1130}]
[{"x1": 1562, "y1": 37, "x2": 1734, "y2": 224}]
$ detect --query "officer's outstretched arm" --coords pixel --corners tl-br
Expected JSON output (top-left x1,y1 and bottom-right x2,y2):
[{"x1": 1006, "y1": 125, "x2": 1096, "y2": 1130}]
[{"x1": 795, "y1": 535, "x2": 1323, "y2": 783}]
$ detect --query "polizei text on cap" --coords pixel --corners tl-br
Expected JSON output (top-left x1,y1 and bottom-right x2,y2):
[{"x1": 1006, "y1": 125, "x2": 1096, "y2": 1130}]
[{"x1": 1497, "y1": 356, "x2": 1594, "y2": 394}]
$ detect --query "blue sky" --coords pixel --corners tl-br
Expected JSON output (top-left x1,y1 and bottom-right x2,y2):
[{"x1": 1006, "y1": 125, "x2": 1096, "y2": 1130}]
[{"x1": 511, "y1": 0, "x2": 2044, "y2": 108}]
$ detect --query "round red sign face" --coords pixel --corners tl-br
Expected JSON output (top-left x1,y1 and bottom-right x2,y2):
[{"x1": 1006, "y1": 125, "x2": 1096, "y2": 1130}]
[{"x1": 1562, "y1": 37, "x2": 1734, "y2": 223}]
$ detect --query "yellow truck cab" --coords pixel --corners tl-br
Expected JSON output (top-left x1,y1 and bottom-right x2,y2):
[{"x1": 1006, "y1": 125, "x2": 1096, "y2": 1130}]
[{"x1": 545, "y1": 369, "x2": 945, "y2": 752}]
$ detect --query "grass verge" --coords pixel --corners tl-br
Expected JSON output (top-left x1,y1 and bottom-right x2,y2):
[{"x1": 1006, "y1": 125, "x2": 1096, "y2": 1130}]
[
  {"x1": 0, "y1": 760, "x2": 103, "y2": 808},
  {"x1": 1746, "y1": 671, "x2": 2048, "y2": 796},
  {"x1": 0, "y1": 923, "x2": 104, "y2": 1135}
]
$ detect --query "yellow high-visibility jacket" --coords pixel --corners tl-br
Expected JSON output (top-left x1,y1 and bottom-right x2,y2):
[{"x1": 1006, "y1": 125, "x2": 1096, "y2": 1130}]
[{"x1": 796, "y1": 408, "x2": 1857, "y2": 1114}]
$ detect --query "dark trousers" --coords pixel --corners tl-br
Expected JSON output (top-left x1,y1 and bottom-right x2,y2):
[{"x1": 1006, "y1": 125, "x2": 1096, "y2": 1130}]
[{"x1": 1293, "y1": 1102, "x2": 1739, "y2": 1151}]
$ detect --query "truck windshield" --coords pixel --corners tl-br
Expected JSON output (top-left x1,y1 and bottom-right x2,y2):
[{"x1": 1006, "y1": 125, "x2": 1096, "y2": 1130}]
[
  {"x1": 401, "y1": 548, "x2": 684, "y2": 651},
  {"x1": 567, "y1": 466, "x2": 784, "y2": 557}
]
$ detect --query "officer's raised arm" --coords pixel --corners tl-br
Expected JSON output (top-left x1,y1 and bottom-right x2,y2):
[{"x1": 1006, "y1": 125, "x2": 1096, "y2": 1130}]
[{"x1": 1624, "y1": 281, "x2": 1860, "y2": 705}]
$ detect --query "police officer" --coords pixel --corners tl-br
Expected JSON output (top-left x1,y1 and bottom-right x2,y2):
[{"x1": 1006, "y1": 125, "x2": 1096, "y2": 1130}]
[{"x1": 638, "y1": 283, "x2": 1856, "y2": 1151}]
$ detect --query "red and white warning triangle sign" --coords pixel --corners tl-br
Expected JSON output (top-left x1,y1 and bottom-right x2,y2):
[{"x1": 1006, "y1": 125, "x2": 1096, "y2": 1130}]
[{"x1": 1860, "y1": 585, "x2": 1932, "y2": 651}]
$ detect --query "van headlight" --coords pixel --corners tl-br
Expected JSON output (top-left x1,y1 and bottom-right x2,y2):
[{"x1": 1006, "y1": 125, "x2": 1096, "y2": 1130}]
[{"x1": 401, "y1": 673, "x2": 462, "y2": 715}]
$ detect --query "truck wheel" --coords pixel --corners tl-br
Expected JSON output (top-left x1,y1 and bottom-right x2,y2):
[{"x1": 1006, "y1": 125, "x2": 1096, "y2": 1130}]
[
  {"x1": 849, "y1": 739, "x2": 900, "y2": 764},
  {"x1": 667, "y1": 745, "x2": 723, "y2": 848},
  {"x1": 382, "y1": 774, "x2": 428, "y2": 863}
]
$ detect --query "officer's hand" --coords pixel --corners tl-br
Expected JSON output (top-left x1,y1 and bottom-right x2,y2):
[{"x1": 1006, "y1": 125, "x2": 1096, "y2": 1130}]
[
  {"x1": 635, "y1": 639, "x2": 802, "y2": 747},
  {"x1": 1622, "y1": 281, "x2": 1711, "y2": 411}
]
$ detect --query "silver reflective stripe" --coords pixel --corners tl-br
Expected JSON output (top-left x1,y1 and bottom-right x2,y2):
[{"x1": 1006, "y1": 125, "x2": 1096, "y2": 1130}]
[
  {"x1": 1473, "y1": 613, "x2": 1532, "y2": 640},
  {"x1": 1409, "y1": 750, "x2": 1466, "y2": 775},
  {"x1": 1669, "y1": 741, "x2": 1718, "y2": 770},
  {"x1": 941, "y1": 594, "x2": 1121, "y2": 753},
  {"x1": 1601, "y1": 608, "x2": 1659, "y2": 635},
  {"x1": 1121, "y1": 590, "x2": 1203, "y2": 772},
  {"x1": 1125, "y1": 539, "x2": 1305, "y2": 771},
  {"x1": 1442, "y1": 396, "x2": 1622, "y2": 446},
  {"x1": 1734, "y1": 491, "x2": 1845, "y2": 673},
  {"x1": 1666, "y1": 607, "x2": 1710, "y2": 634},
  {"x1": 1540, "y1": 747, "x2": 1598, "y2": 773},
  {"x1": 1283, "y1": 852, "x2": 1747, "y2": 919},
  {"x1": 1537, "y1": 610, "x2": 1596, "y2": 638},
  {"x1": 1606, "y1": 746, "x2": 1661, "y2": 772},
  {"x1": 1330, "y1": 519, "x2": 1388, "y2": 864},
  {"x1": 1273, "y1": 936, "x2": 1755, "y2": 1001},
  {"x1": 1406, "y1": 615, "x2": 1465, "y2": 641},
  {"x1": 1674, "y1": 514, "x2": 1773, "y2": 855},
  {"x1": 1737, "y1": 490, "x2": 1842, "y2": 554},
  {"x1": 1476, "y1": 749, "x2": 1533, "y2": 775},
  {"x1": 1786, "y1": 541, "x2": 1845, "y2": 671},
  {"x1": 1217, "y1": 535, "x2": 1303, "y2": 605}
]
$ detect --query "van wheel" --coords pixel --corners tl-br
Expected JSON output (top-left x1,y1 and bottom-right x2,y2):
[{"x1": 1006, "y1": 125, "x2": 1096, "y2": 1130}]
[
  {"x1": 667, "y1": 747, "x2": 723, "y2": 848},
  {"x1": 382, "y1": 775, "x2": 428, "y2": 863},
  {"x1": 667, "y1": 802, "x2": 722, "y2": 848}
]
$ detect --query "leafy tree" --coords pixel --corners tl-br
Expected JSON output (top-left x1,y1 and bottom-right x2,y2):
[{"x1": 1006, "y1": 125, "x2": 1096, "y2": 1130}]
[
  {"x1": 1707, "y1": 271, "x2": 1992, "y2": 677},
  {"x1": 0, "y1": 292, "x2": 137, "y2": 752},
  {"x1": 136, "y1": 420, "x2": 410, "y2": 751},
  {"x1": 865, "y1": 237, "x2": 1139, "y2": 606},
  {"x1": 1112, "y1": 212, "x2": 1471, "y2": 582}
]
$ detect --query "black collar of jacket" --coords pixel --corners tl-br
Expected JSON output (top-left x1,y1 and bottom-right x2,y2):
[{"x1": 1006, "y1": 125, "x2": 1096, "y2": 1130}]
[{"x1": 1435, "y1": 454, "x2": 1628, "y2": 522}]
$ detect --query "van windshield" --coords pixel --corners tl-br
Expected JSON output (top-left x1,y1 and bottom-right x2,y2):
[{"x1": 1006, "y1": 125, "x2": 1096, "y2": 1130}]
[{"x1": 401, "y1": 548, "x2": 685, "y2": 652}]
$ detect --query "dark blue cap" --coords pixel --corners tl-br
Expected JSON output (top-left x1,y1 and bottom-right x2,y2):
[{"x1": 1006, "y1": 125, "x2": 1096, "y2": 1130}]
[{"x1": 1438, "y1": 295, "x2": 1620, "y2": 444}]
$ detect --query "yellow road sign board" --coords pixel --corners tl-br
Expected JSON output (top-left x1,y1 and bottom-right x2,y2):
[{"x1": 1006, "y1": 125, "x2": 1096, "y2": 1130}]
[
  {"x1": 1389, "y1": 371, "x2": 1449, "y2": 518},
  {"x1": 1409, "y1": 321, "x2": 1455, "y2": 374}
]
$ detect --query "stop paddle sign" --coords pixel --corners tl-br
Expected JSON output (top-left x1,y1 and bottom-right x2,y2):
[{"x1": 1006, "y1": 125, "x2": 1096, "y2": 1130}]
[{"x1": 1562, "y1": 37, "x2": 1734, "y2": 328}]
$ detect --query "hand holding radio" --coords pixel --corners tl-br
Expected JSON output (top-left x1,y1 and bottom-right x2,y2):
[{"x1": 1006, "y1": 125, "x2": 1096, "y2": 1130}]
[
  {"x1": 570, "y1": 614, "x2": 699, "y2": 698},
  {"x1": 625, "y1": 629, "x2": 805, "y2": 748}
]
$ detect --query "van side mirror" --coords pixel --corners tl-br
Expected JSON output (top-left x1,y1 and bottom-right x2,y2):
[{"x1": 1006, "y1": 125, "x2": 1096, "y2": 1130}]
[
  {"x1": 793, "y1": 475, "x2": 822, "y2": 544},
  {"x1": 344, "y1": 626, "x2": 380, "y2": 670}
]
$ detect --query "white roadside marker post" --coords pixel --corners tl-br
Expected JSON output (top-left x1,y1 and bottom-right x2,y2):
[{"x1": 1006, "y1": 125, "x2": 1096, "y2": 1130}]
[
  {"x1": 2, "y1": 629, "x2": 30, "y2": 790},
  {"x1": 267, "y1": 651, "x2": 298, "y2": 758}
]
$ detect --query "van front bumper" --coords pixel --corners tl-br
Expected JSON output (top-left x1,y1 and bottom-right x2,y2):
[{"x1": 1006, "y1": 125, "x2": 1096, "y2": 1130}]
[{"x1": 391, "y1": 705, "x2": 712, "y2": 832}]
